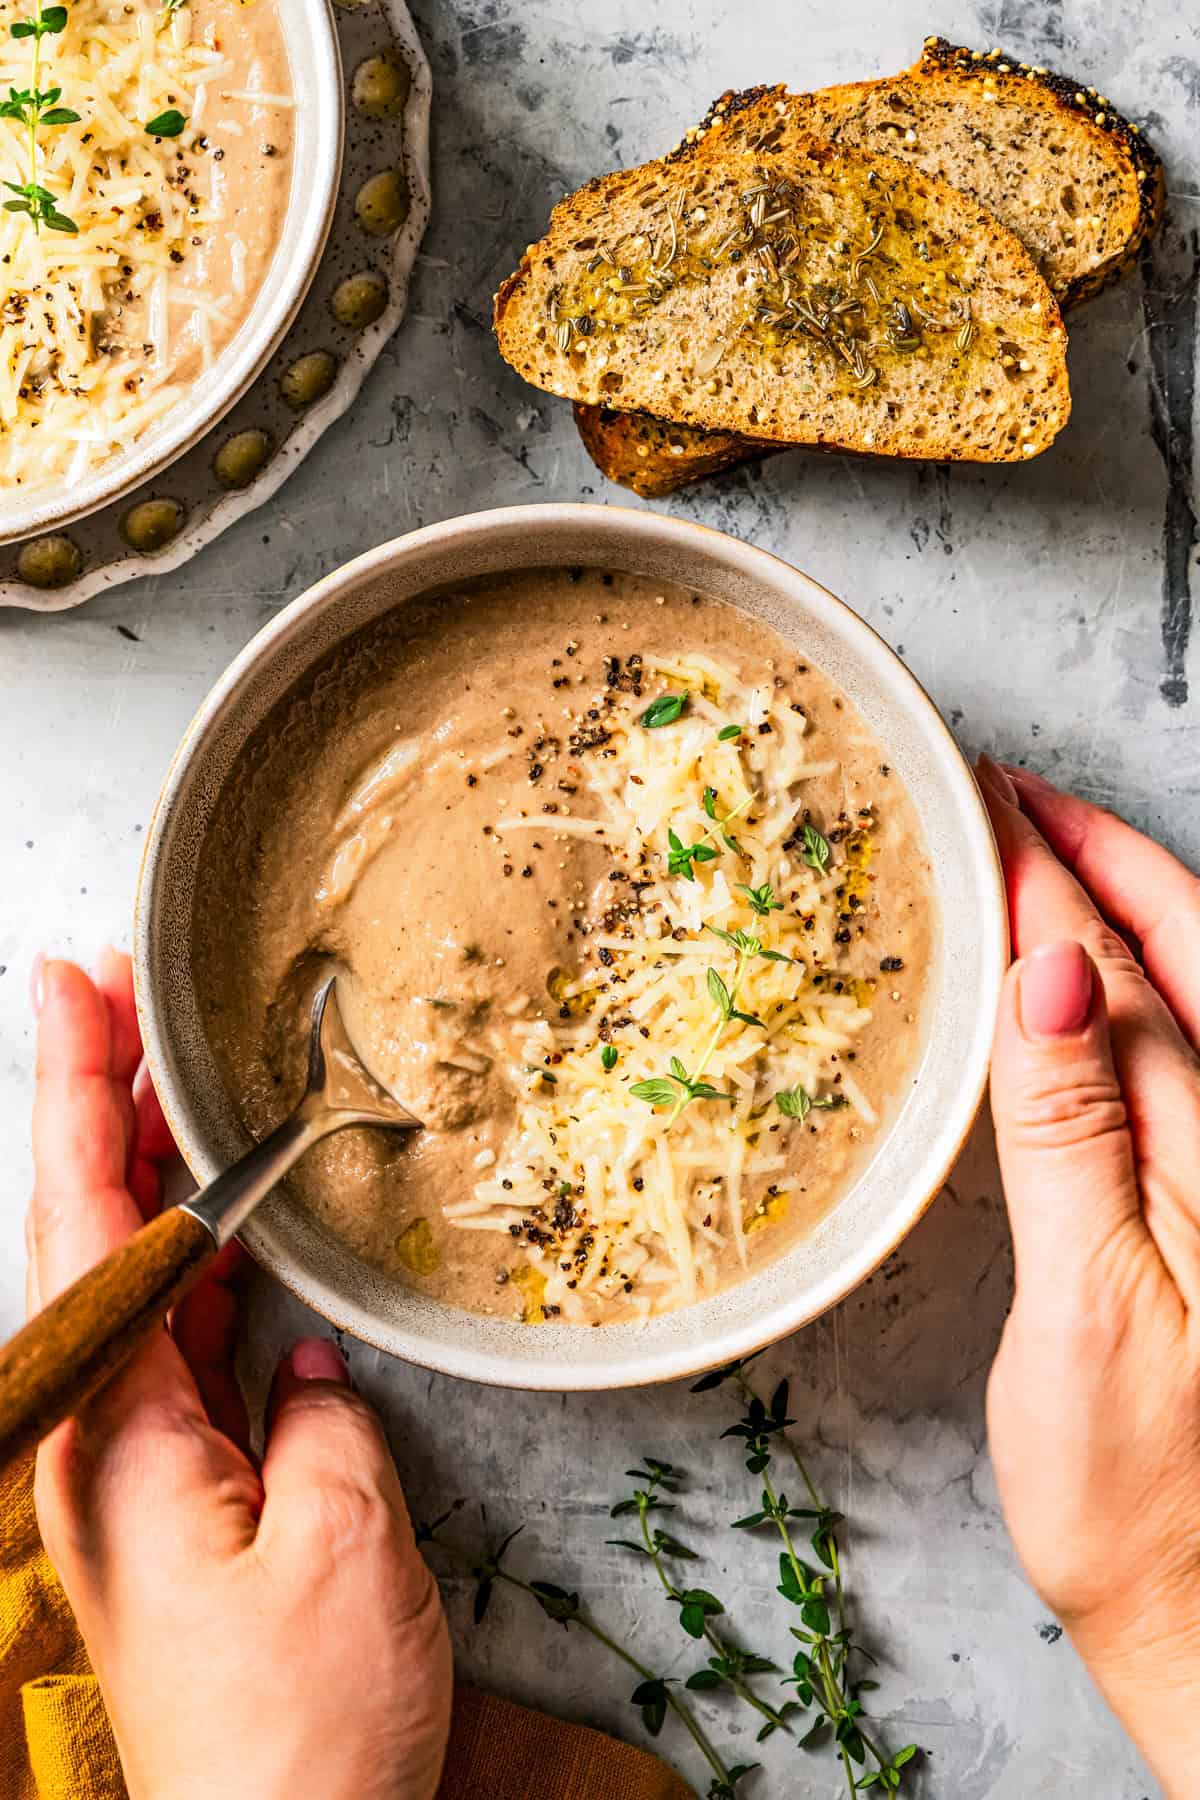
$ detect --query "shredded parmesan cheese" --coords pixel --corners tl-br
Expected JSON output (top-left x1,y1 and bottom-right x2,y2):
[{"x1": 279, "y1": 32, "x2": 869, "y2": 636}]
[
  {"x1": 447, "y1": 652, "x2": 882, "y2": 1323},
  {"x1": 0, "y1": 0, "x2": 283, "y2": 491}
]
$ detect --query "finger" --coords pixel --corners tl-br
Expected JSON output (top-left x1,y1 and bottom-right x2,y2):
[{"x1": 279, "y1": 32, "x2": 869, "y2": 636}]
[
  {"x1": 92, "y1": 947, "x2": 143, "y2": 1087},
  {"x1": 990, "y1": 940, "x2": 1147, "y2": 1300},
  {"x1": 31, "y1": 960, "x2": 142, "y2": 1307},
  {"x1": 28, "y1": 961, "x2": 233, "y2": 1523},
  {"x1": 171, "y1": 1264, "x2": 251, "y2": 1457},
  {"x1": 132, "y1": 1062, "x2": 177, "y2": 1165},
  {"x1": 257, "y1": 1342, "x2": 424, "y2": 1585},
  {"x1": 1003, "y1": 766, "x2": 1200, "y2": 1049},
  {"x1": 980, "y1": 765, "x2": 1200, "y2": 1295}
]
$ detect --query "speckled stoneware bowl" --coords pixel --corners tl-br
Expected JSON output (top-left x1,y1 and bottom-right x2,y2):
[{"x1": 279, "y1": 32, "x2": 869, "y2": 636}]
[
  {"x1": 0, "y1": 0, "x2": 343, "y2": 549},
  {"x1": 134, "y1": 504, "x2": 1007, "y2": 1391}
]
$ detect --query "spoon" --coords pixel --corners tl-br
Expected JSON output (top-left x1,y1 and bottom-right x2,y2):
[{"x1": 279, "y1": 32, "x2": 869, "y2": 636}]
[{"x1": 0, "y1": 977, "x2": 422, "y2": 1468}]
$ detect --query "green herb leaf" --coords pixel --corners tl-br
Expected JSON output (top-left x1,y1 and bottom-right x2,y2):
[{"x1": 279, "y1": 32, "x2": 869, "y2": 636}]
[
  {"x1": 145, "y1": 106, "x2": 186, "y2": 136},
  {"x1": 801, "y1": 822, "x2": 832, "y2": 874},
  {"x1": 530, "y1": 1579, "x2": 579, "y2": 1626},
  {"x1": 707, "y1": 967, "x2": 732, "y2": 1018},
  {"x1": 688, "y1": 1081, "x2": 736, "y2": 1105},
  {"x1": 776, "y1": 1086, "x2": 812, "y2": 1123},
  {"x1": 737, "y1": 881, "x2": 783, "y2": 916},
  {"x1": 640, "y1": 690, "x2": 688, "y2": 729},
  {"x1": 717, "y1": 723, "x2": 743, "y2": 741},
  {"x1": 702, "y1": 785, "x2": 718, "y2": 819},
  {"x1": 629, "y1": 1078, "x2": 680, "y2": 1108},
  {"x1": 601, "y1": 1044, "x2": 618, "y2": 1071},
  {"x1": 40, "y1": 105, "x2": 78, "y2": 123},
  {"x1": 685, "y1": 1668, "x2": 723, "y2": 1690},
  {"x1": 630, "y1": 1678, "x2": 668, "y2": 1737}
]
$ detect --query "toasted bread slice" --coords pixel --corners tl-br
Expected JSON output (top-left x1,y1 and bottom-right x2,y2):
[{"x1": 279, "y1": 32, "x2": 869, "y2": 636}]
[
  {"x1": 496, "y1": 143, "x2": 1070, "y2": 464},
  {"x1": 574, "y1": 36, "x2": 1160, "y2": 494},
  {"x1": 573, "y1": 402, "x2": 780, "y2": 497}
]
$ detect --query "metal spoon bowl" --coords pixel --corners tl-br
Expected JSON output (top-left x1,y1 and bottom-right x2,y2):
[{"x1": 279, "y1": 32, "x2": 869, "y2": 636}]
[{"x1": 182, "y1": 975, "x2": 424, "y2": 1252}]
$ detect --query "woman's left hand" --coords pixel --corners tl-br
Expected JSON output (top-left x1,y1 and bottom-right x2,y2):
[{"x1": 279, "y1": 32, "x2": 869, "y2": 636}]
[{"x1": 27, "y1": 950, "x2": 452, "y2": 1800}]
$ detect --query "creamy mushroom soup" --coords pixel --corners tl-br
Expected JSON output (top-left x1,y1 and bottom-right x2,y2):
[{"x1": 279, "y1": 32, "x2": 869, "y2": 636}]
[{"x1": 192, "y1": 569, "x2": 937, "y2": 1325}]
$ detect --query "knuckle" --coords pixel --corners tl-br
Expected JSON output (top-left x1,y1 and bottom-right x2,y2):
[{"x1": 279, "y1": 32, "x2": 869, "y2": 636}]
[
  {"x1": 1077, "y1": 917, "x2": 1139, "y2": 978},
  {"x1": 305, "y1": 1475, "x2": 396, "y2": 1558},
  {"x1": 1007, "y1": 1068, "x2": 1129, "y2": 1152}
]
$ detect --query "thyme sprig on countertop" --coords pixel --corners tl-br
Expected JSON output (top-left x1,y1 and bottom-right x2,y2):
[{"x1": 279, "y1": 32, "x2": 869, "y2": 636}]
[
  {"x1": 608, "y1": 1458, "x2": 794, "y2": 1745},
  {"x1": 419, "y1": 1506, "x2": 752, "y2": 1800},
  {"x1": 692, "y1": 1357, "x2": 919, "y2": 1794}
]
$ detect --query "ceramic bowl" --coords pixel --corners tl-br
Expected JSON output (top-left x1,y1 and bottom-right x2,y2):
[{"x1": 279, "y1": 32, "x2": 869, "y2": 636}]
[
  {"x1": 0, "y1": 1, "x2": 343, "y2": 548},
  {"x1": 134, "y1": 504, "x2": 1007, "y2": 1390}
]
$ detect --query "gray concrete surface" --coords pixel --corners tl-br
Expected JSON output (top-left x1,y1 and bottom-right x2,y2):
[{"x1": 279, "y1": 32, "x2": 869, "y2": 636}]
[{"x1": 2, "y1": 1, "x2": 1196, "y2": 1793}]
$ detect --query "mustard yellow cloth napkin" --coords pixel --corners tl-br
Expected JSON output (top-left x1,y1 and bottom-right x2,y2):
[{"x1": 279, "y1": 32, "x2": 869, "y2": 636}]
[{"x1": 0, "y1": 1455, "x2": 693, "y2": 1800}]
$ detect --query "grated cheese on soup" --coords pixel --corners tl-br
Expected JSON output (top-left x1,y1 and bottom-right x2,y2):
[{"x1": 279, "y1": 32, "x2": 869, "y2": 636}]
[
  {"x1": 0, "y1": 0, "x2": 291, "y2": 493},
  {"x1": 452, "y1": 650, "x2": 885, "y2": 1322}
]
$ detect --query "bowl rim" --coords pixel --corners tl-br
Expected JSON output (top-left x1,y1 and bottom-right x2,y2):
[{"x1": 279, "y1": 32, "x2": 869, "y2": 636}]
[
  {"x1": 0, "y1": 0, "x2": 344, "y2": 548},
  {"x1": 134, "y1": 502, "x2": 1009, "y2": 1389}
]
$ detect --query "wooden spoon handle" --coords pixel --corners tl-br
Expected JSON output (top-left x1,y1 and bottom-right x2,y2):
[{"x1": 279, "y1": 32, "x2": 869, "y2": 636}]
[{"x1": 0, "y1": 1206, "x2": 216, "y2": 1469}]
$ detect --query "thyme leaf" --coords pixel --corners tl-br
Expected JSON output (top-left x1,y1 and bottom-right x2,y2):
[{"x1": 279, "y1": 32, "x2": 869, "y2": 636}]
[
  {"x1": 640, "y1": 690, "x2": 688, "y2": 729},
  {"x1": 776, "y1": 1086, "x2": 847, "y2": 1121},
  {"x1": 801, "y1": 822, "x2": 832, "y2": 874},
  {"x1": 145, "y1": 106, "x2": 185, "y2": 136},
  {"x1": 667, "y1": 827, "x2": 719, "y2": 882},
  {"x1": 737, "y1": 881, "x2": 783, "y2": 916}
]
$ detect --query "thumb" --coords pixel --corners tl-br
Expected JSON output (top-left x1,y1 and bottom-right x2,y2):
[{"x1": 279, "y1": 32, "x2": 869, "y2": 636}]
[
  {"x1": 990, "y1": 939, "x2": 1143, "y2": 1300},
  {"x1": 257, "y1": 1340, "x2": 423, "y2": 1574}
]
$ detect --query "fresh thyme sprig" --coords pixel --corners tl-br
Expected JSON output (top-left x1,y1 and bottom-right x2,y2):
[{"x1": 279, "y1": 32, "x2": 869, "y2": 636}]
[
  {"x1": 631, "y1": 898, "x2": 803, "y2": 1127},
  {"x1": 419, "y1": 1506, "x2": 748, "y2": 1800},
  {"x1": 691, "y1": 1360, "x2": 920, "y2": 1795},
  {"x1": 608, "y1": 1458, "x2": 794, "y2": 1749},
  {"x1": 630, "y1": 1055, "x2": 735, "y2": 1115},
  {"x1": 737, "y1": 881, "x2": 783, "y2": 916},
  {"x1": 668, "y1": 827, "x2": 719, "y2": 882},
  {"x1": 700, "y1": 785, "x2": 753, "y2": 856},
  {"x1": 3, "y1": 0, "x2": 76, "y2": 234}
]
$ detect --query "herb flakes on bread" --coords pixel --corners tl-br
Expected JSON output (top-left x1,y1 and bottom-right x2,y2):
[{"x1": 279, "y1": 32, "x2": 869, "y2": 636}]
[{"x1": 495, "y1": 143, "x2": 1069, "y2": 464}]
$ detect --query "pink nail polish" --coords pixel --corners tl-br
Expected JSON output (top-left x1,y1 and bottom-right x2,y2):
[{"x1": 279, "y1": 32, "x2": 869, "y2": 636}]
[
  {"x1": 290, "y1": 1337, "x2": 350, "y2": 1384},
  {"x1": 30, "y1": 952, "x2": 45, "y2": 1017},
  {"x1": 1020, "y1": 941, "x2": 1094, "y2": 1038}
]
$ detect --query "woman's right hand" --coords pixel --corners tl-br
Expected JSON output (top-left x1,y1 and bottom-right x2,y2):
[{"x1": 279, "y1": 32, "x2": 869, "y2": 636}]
[
  {"x1": 977, "y1": 760, "x2": 1200, "y2": 1796},
  {"x1": 28, "y1": 952, "x2": 453, "y2": 1800}
]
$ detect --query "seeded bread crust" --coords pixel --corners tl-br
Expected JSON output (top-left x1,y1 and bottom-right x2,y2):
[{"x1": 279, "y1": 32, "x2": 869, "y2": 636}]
[
  {"x1": 574, "y1": 35, "x2": 1160, "y2": 494},
  {"x1": 669, "y1": 40, "x2": 1162, "y2": 307},
  {"x1": 573, "y1": 402, "x2": 780, "y2": 497},
  {"x1": 495, "y1": 143, "x2": 1070, "y2": 464}
]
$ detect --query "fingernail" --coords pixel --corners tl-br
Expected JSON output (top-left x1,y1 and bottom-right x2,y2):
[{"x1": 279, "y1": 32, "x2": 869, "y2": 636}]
[
  {"x1": 290, "y1": 1337, "x2": 350, "y2": 1385},
  {"x1": 976, "y1": 754, "x2": 1018, "y2": 806},
  {"x1": 30, "y1": 952, "x2": 45, "y2": 1017},
  {"x1": 1020, "y1": 941, "x2": 1094, "y2": 1038},
  {"x1": 1003, "y1": 762, "x2": 1053, "y2": 792}
]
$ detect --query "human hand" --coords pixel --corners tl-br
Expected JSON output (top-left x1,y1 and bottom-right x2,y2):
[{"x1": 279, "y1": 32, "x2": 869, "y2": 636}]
[
  {"x1": 27, "y1": 951, "x2": 452, "y2": 1800},
  {"x1": 977, "y1": 761, "x2": 1200, "y2": 1796}
]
